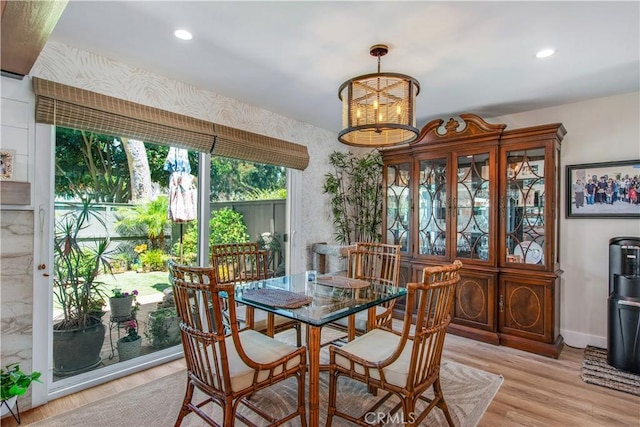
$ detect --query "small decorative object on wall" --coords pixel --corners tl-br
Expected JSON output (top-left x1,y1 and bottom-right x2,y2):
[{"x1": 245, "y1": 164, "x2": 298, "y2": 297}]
[
  {"x1": 566, "y1": 160, "x2": 640, "y2": 218},
  {"x1": 0, "y1": 149, "x2": 15, "y2": 180}
]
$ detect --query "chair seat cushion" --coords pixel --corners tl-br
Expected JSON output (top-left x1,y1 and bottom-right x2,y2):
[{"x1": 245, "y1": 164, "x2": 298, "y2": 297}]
[
  {"x1": 236, "y1": 305, "x2": 296, "y2": 331},
  {"x1": 334, "y1": 328, "x2": 412, "y2": 388},
  {"x1": 332, "y1": 306, "x2": 388, "y2": 331},
  {"x1": 225, "y1": 329, "x2": 302, "y2": 392}
]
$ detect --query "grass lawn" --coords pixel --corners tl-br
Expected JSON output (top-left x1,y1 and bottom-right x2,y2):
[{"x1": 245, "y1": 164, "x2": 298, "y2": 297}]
[{"x1": 98, "y1": 270, "x2": 171, "y2": 298}]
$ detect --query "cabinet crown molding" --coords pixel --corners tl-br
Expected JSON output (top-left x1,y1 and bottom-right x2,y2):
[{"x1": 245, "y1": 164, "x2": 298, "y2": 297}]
[{"x1": 417, "y1": 113, "x2": 507, "y2": 144}]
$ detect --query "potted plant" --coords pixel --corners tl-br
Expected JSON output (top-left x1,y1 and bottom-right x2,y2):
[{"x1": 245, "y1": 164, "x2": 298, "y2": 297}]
[
  {"x1": 1, "y1": 363, "x2": 41, "y2": 417},
  {"x1": 117, "y1": 320, "x2": 142, "y2": 361},
  {"x1": 145, "y1": 306, "x2": 181, "y2": 349},
  {"x1": 317, "y1": 150, "x2": 383, "y2": 271},
  {"x1": 109, "y1": 288, "x2": 139, "y2": 319},
  {"x1": 53, "y1": 195, "x2": 114, "y2": 375},
  {"x1": 322, "y1": 150, "x2": 383, "y2": 245}
]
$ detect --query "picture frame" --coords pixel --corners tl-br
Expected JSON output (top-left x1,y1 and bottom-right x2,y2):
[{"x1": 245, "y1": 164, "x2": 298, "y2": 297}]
[
  {"x1": 566, "y1": 160, "x2": 640, "y2": 218},
  {"x1": 0, "y1": 149, "x2": 15, "y2": 181}
]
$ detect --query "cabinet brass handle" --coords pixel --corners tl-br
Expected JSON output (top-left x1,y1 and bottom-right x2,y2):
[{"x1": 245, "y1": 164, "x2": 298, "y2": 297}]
[
  {"x1": 452, "y1": 196, "x2": 457, "y2": 211},
  {"x1": 499, "y1": 196, "x2": 506, "y2": 216},
  {"x1": 499, "y1": 294, "x2": 504, "y2": 312}
]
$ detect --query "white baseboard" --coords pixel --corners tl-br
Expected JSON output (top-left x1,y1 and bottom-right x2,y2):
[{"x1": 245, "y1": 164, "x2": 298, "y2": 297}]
[{"x1": 561, "y1": 328, "x2": 607, "y2": 349}]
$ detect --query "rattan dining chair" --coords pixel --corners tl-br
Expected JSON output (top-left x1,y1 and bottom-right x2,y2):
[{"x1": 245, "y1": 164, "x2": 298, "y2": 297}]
[
  {"x1": 211, "y1": 243, "x2": 302, "y2": 346},
  {"x1": 168, "y1": 261, "x2": 307, "y2": 427},
  {"x1": 326, "y1": 260, "x2": 462, "y2": 427},
  {"x1": 330, "y1": 242, "x2": 401, "y2": 340}
]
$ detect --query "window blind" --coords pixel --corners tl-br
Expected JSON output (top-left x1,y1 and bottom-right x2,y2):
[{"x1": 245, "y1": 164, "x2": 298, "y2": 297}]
[{"x1": 32, "y1": 77, "x2": 309, "y2": 170}]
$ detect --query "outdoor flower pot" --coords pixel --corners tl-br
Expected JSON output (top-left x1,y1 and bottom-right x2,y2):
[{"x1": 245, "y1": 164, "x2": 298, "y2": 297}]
[
  {"x1": 117, "y1": 336, "x2": 142, "y2": 361},
  {"x1": 109, "y1": 295, "x2": 134, "y2": 319},
  {"x1": 146, "y1": 308, "x2": 181, "y2": 349},
  {"x1": 53, "y1": 318, "x2": 105, "y2": 376},
  {"x1": 0, "y1": 396, "x2": 17, "y2": 417}
]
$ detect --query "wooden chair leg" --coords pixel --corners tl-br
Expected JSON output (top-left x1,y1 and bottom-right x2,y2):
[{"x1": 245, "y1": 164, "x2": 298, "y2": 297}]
[
  {"x1": 404, "y1": 397, "x2": 417, "y2": 427},
  {"x1": 326, "y1": 372, "x2": 338, "y2": 427},
  {"x1": 434, "y1": 377, "x2": 455, "y2": 427},
  {"x1": 298, "y1": 372, "x2": 307, "y2": 427},
  {"x1": 175, "y1": 380, "x2": 195, "y2": 427},
  {"x1": 223, "y1": 400, "x2": 235, "y2": 427}
]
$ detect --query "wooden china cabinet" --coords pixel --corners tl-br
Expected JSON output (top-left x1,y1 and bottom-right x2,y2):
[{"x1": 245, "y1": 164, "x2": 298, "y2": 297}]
[{"x1": 381, "y1": 114, "x2": 566, "y2": 358}]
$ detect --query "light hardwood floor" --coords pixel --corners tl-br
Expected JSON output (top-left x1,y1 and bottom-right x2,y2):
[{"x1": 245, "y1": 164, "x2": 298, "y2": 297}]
[{"x1": 3, "y1": 334, "x2": 639, "y2": 426}]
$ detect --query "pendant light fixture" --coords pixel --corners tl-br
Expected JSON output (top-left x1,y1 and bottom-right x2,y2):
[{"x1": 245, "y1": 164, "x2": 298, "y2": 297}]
[{"x1": 338, "y1": 44, "x2": 420, "y2": 147}]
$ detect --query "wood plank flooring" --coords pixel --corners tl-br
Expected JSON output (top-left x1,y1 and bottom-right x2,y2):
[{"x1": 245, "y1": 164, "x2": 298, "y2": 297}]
[{"x1": 3, "y1": 334, "x2": 639, "y2": 426}]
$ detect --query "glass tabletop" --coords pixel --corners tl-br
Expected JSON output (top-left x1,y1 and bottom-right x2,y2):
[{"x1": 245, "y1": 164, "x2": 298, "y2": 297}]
[{"x1": 235, "y1": 272, "x2": 406, "y2": 327}]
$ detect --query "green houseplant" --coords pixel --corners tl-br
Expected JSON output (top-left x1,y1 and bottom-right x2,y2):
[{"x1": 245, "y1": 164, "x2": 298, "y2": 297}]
[
  {"x1": 117, "y1": 320, "x2": 142, "y2": 361},
  {"x1": 323, "y1": 150, "x2": 383, "y2": 245},
  {"x1": 53, "y1": 195, "x2": 114, "y2": 375},
  {"x1": 1, "y1": 363, "x2": 41, "y2": 416}
]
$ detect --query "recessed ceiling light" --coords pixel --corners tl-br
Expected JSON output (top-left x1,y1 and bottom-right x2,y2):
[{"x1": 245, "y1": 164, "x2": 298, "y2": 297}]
[
  {"x1": 536, "y1": 48, "x2": 555, "y2": 58},
  {"x1": 174, "y1": 29, "x2": 193, "y2": 41}
]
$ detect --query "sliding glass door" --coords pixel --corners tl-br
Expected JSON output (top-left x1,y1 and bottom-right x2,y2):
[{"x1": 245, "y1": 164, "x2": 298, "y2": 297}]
[{"x1": 47, "y1": 126, "x2": 290, "y2": 396}]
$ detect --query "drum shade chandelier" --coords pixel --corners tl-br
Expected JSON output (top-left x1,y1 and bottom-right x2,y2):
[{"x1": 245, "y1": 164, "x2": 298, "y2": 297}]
[{"x1": 338, "y1": 44, "x2": 420, "y2": 147}]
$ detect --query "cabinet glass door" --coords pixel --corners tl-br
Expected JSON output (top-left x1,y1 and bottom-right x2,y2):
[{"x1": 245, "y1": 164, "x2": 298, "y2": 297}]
[
  {"x1": 456, "y1": 153, "x2": 490, "y2": 261},
  {"x1": 418, "y1": 157, "x2": 448, "y2": 256},
  {"x1": 505, "y1": 148, "x2": 546, "y2": 266},
  {"x1": 386, "y1": 162, "x2": 411, "y2": 252}
]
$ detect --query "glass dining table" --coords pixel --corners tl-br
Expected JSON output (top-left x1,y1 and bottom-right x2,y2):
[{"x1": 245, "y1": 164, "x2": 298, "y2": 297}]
[{"x1": 235, "y1": 272, "x2": 406, "y2": 427}]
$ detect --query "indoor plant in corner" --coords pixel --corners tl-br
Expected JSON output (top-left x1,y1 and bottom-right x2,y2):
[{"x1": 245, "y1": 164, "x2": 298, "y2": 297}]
[
  {"x1": 53, "y1": 195, "x2": 113, "y2": 376},
  {"x1": 319, "y1": 150, "x2": 383, "y2": 270},
  {"x1": 117, "y1": 320, "x2": 142, "y2": 361},
  {"x1": 1, "y1": 363, "x2": 41, "y2": 419},
  {"x1": 322, "y1": 150, "x2": 383, "y2": 245}
]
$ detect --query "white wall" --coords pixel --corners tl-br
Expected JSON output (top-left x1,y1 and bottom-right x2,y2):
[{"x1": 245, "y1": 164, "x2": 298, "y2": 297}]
[
  {"x1": 490, "y1": 91, "x2": 640, "y2": 348},
  {"x1": 0, "y1": 78, "x2": 33, "y2": 184},
  {"x1": 0, "y1": 76, "x2": 37, "y2": 409}
]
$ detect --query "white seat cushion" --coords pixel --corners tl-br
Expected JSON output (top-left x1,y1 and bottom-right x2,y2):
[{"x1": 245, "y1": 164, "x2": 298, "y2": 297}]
[
  {"x1": 332, "y1": 306, "x2": 388, "y2": 331},
  {"x1": 334, "y1": 328, "x2": 413, "y2": 388},
  {"x1": 223, "y1": 329, "x2": 302, "y2": 392}
]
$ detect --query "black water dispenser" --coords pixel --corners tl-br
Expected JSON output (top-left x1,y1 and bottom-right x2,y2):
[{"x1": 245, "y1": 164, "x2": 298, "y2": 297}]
[{"x1": 607, "y1": 237, "x2": 640, "y2": 374}]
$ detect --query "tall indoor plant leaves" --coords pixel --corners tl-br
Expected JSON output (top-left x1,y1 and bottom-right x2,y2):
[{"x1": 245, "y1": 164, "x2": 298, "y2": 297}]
[{"x1": 323, "y1": 150, "x2": 383, "y2": 245}]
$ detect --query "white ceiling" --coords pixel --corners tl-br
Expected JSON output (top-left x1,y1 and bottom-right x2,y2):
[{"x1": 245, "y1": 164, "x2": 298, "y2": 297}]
[{"x1": 49, "y1": 1, "x2": 639, "y2": 133}]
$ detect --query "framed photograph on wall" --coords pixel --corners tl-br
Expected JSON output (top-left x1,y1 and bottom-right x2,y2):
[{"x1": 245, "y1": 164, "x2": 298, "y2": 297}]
[
  {"x1": 0, "y1": 149, "x2": 15, "y2": 181},
  {"x1": 566, "y1": 160, "x2": 640, "y2": 218}
]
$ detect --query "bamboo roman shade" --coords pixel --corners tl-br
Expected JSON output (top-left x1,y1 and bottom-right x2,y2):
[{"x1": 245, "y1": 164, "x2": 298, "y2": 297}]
[{"x1": 32, "y1": 77, "x2": 309, "y2": 170}]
